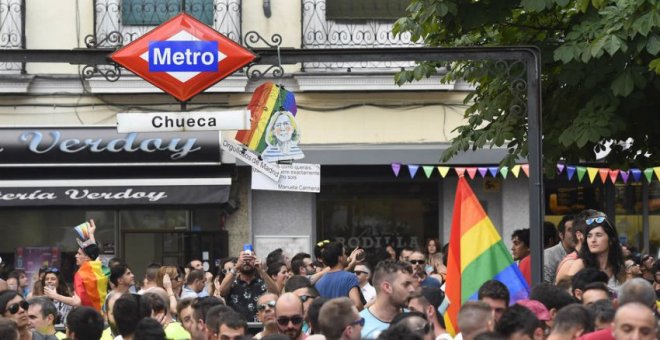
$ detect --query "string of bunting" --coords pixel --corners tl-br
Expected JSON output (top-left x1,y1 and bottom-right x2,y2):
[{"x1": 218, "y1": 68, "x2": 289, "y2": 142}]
[{"x1": 390, "y1": 163, "x2": 660, "y2": 184}]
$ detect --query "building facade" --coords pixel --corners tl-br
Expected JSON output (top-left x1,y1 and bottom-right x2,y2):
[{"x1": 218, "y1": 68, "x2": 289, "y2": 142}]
[{"x1": 0, "y1": 0, "x2": 657, "y2": 282}]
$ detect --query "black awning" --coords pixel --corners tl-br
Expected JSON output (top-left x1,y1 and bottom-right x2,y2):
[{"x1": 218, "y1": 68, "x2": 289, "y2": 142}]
[{"x1": 0, "y1": 166, "x2": 232, "y2": 207}]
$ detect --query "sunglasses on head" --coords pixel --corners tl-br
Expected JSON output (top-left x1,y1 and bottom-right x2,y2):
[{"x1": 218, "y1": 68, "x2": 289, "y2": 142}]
[
  {"x1": 413, "y1": 322, "x2": 432, "y2": 335},
  {"x1": 257, "y1": 300, "x2": 276, "y2": 311},
  {"x1": 409, "y1": 260, "x2": 425, "y2": 265},
  {"x1": 277, "y1": 315, "x2": 304, "y2": 326},
  {"x1": 6, "y1": 301, "x2": 28, "y2": 315},
  {"x1": 585, "y1": 216, "x2": 607, "y2": 225}
]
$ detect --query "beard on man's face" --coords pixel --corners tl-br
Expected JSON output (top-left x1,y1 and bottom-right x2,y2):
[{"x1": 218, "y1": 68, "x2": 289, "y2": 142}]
[
  {"x1": 240, "y1": 263, "x2": 255, "y2": 274},
  {"x1": 280, "y1": 325, "x2": 301, "y2": 339}
]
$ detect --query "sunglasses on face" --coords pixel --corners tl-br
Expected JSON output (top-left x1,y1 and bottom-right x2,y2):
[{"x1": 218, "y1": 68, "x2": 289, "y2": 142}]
[
  {"x1": 409, "y1": 260, "x2": 425, "y2": 265},
  {"x1": 348, "y1": 317, "x2": 365, "y2": 327},
  {"x1": 299, "y1": 295, "x2": 316, "y2": 303},
  {"x1": 277, "y1": 315, "x2": 304, "y2": 326},
  {"x1": 354, "y1": 271, "x2": 368, "y2": 275},
  {"x1": 257, "y1": 300, "x2": 276, "y2": 311},
  {"x1": 6, "y1": 301, "x2": 29, "y2": 314}
]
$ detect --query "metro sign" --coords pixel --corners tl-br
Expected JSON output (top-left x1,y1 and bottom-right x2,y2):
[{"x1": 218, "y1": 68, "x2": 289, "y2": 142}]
[{"x1": 111, "y1": 13, "x2": 255, "y2": 101}]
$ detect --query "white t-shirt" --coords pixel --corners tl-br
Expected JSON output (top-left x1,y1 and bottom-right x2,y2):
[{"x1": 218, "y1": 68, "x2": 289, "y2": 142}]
[{"x1": 361, "y1": 282, "x2": 377, "y2": 303}]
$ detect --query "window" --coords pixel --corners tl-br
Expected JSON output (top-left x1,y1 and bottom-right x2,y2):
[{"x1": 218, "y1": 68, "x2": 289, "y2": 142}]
[
  {"x1": 317, "y1": 167, "x2": 439, "y2": 267},
  {"x1": 122, "y1": 0, "x2": 214, "y2": 26},
  {"x1": 325, "y1": 0, "x2": 408, "y2": 21}
]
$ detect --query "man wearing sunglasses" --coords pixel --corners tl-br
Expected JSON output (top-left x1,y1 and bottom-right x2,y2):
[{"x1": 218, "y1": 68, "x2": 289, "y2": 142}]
[
  {"x1": 275, "y1": 293, "x2": 306, "y2": 340},
  {"x1": 254, "y1": 293, "x2": 278, "y2": 339},
  {"x1": 318, "y1": 297, "x2": 363, "y2": 340},
  {"x1": 408, "y1": 251, "x2": 441, "y2": 288},
  {"x1": 0, "y1": 290, "x2": 32, "y2": 340}
]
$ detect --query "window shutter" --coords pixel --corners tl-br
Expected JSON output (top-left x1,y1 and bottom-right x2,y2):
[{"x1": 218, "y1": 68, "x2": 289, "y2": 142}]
[
  {"x1": 122, "y1": 0, "x2": 214, "y2": 26},
  {"x1": 325, "y1": 0, "x2": 408, "y2": 21}
]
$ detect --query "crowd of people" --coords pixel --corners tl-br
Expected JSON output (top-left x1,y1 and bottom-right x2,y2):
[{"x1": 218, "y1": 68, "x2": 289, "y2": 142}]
[{"x1": 0, "y1": 209, "x2": 658, "y2": 340}]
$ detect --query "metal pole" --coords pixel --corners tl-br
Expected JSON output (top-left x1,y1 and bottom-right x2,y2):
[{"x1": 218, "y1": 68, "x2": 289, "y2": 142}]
[{"x1": 525, "y1": 48, "x2": 545, "y2": 284}]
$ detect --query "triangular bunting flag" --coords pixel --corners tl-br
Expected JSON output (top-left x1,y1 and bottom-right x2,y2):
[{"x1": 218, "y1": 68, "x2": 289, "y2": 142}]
[
  {"x1": 577, "y1": 166, "x2": 587, "y2": 182},
  {"x1": 643, "y1": 168, "x2": 653, "y2": 182},
  {"x1": 438, "y1": 166, "x2": 450, "y2": 178},
  {"x1": 557, "y1": 164, "x2": 565, "y2": 174},
  {"x1": 620, "y1": 170, "x2": 629, "y2": 184},
  {"x1": 630, "y1": 168, "x2": 642, "y2": 182},
  {"x1": 566, "y1": 166, "x2": 576, "y2": 181},
  {"x1": 408, "y1": 165, "x2": 419, "y2": 178},
  {"x1": 423, "y1": 166, "x2": 434, "y2": 178},
  {"x1": 609, "y1": 169, "x2": 619, "y2": 184},
  {"x1": 478, "y1": 167, "x2": 488, "y2": 178},
  {"x1": 466, "y1": 167, "x2": 478, "y2": 179},
  {"x1": 521, "y1": 164, "x2": 530, "y2": 177},
  {"x1": 500, "y1": 166, "x2": 509, "y2": 179},
  {"x1": 455, "y1": 167, "x2": 466, "y2": 177},
  {"x1": 391, "y1": 163, "x2": 401, "y2": 177},
  {"x1": 587, "y1": 167, "x2": 599, "y2": 183},
  {"x1": 598, "y1": 168, "x2": 609, "y2": 184},
  {"x1": 511, "y1": 165, "x2": 521, "y2": 178},
  {"x1": 654, "y1": 167, "x2": 660, "y2": 181},
  {"x1": 443, "y1": 177, "x2": 529, "y2": 336},
  {"x1": 488, "y1": 167, "x2": 499, "y2": 177}
]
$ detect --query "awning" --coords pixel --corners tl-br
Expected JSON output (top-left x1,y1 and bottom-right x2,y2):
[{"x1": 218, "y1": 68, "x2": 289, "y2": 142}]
[{"x1": 0, "y1": 167, "x2": 232, "y2": 207}]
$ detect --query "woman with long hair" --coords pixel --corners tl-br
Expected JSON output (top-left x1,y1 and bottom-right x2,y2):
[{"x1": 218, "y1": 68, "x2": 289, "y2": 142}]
[
  {"x1": 156, "y1": 266, "x2": 184, "y2": 316},
  {"x1": 567, "y1": 212, "x2": 626, "y2": 291},
  {"x1": 425, "y1": 238, "x2": 440, "y2": 258},
  {"x1": 40, "y1": 268, "x2": 79, "y2": 324}
]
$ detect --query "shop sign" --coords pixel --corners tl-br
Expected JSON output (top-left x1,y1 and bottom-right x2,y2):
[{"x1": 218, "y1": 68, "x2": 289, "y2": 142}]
[
  {"x1": 111, "y1": 13, "x2": 255, "y2": 101},
  {"x1": 221, "y1": 138, "x2": 281, "y2": 181},
  {"x1": 0, "y1": 178, "x2": 230, "y2": 206},
  {"x1": 251, "y1": 163, "x2": 320, "y2": 193},
  {"x1": 117, "y1": 110, "x2": 250, "y2": 133},
  {"x1": 0, "y1": 127, "x2": 222, "y2": 166}
]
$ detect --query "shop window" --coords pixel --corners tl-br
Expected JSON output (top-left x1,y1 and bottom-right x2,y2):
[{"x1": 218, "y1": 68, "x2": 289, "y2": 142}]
[
  {"x1": 544, "y1": 178, "x2": 604, "y2": 225},
  {"x1": 0, "y1": 210, "x2": 115, "y2": 285},
  {"x1": 122, "y1": 0, "x2": 214, "y2": 26},
  {"x1": 317, "y1": 178, "x2": 439, "y2": 268},
  {"x1": 326, "y1": 0, "x2": 408, "y2": 21},
  {"x1": 119, "y1": 209, "x2": 189, "y2": 230}
]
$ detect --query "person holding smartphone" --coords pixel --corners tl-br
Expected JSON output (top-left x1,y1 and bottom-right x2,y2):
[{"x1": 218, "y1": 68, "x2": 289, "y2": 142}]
[{"x1": 218, "y1": 246, "x2": 279, "y2": 322}]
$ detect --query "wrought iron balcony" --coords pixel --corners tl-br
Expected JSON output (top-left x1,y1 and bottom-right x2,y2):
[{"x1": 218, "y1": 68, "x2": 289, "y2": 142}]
[
  {"x1": 0, "y1": 0, "x2": 24, "y2": 73},
  {"x1": 93, "y1": 0, "x2": 241, "y2": 48},
  {"x1": 302, "y1": 0, "x2": 421, "y2": 72}
]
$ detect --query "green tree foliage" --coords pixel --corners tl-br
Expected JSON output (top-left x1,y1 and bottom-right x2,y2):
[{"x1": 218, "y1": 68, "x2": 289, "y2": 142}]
[{"x1": 393, "y1": 0, "x2": 660, "y2": 173}]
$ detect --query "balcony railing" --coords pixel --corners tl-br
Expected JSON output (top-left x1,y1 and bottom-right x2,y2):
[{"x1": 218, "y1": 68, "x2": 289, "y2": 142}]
[
  {"x1": 302, "y1": 0, "x2": 420, "y2": 72},
  {"x1": 94, "y1": 0, "x2": 242, "y2": 48},
  {"x1": 0, "y1": 0, "x2": 24, "y2": 73}
]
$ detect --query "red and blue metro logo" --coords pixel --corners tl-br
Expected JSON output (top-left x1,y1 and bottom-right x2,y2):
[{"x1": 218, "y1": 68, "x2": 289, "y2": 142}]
[{"x1": 111, "y1": 13, "x2": 255, "y2": 101}]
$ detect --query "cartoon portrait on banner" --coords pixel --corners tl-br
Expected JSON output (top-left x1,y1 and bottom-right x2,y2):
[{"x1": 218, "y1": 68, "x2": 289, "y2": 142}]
[
  {"x1": 262, "y1": 110, "x2": 304, "y2": 162},
  {"x1": 234, "y1": 82, "x2": 304, "y2": 163}
]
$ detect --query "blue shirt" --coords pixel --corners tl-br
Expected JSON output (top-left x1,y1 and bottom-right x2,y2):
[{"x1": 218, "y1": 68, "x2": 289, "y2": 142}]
[
  {"x1": 359, "y1": 307, "x2": 390, "y2": 339},
  {"x1": 314, "y1": 270, "x2": 359, "y2": 299},
  {"x1": 421, "y1": 276, "x2": 441, "y2": 288}
]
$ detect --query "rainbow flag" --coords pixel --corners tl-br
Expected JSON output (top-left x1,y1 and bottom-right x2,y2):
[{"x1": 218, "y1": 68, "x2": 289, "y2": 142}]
[
  {"x1": 74, "y1": 259, "x2": 109, "y2": 312},
  {"x1": 444, "y1": 177, "x2": 529, "y2": 335},
  {"x1": 235, "y1": 82, "x2": 297, "y2": 154}
]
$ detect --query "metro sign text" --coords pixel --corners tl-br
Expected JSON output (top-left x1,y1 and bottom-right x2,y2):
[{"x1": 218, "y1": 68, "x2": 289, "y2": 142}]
[
  {"x1": 111, "y1": 13, "x2": 255, "y2": 101},
  {"x1": 149, "y1": 41, "x2": 219, "y2": 72}
]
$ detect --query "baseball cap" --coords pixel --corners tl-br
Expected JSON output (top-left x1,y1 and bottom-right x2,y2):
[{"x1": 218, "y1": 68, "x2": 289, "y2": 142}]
[{"x1": 516, "y1": 299, "x2": 551, "y2": 321}]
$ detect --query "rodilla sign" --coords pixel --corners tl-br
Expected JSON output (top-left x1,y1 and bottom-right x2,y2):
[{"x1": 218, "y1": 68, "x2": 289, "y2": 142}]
[{"x1": 112, "y1": 13, "x2": 255, "y2": 101}]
